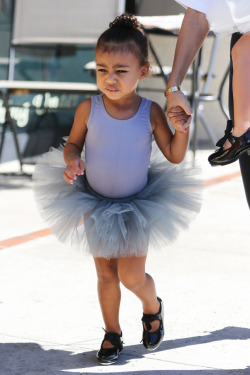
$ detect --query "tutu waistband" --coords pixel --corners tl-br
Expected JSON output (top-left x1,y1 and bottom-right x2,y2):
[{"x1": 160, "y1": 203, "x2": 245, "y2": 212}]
[{"x1": 83, "y1": 173, "x2": 145, "y2": 203}]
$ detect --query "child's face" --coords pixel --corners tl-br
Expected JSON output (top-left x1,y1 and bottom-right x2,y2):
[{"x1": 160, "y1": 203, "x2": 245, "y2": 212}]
[{"x1": 95, "y1": 48, "x2": 149, "y2": 100}]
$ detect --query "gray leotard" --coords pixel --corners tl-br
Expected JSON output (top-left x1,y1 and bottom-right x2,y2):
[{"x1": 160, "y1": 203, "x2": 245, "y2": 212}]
[{"x1": 85, "y1": 95, "x2": 153, "y2": 198}]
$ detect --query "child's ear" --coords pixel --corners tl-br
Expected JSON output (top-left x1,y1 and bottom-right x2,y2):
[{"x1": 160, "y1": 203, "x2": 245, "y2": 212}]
[{"x1": 140, "y1": 63, "x2": 150, "y2": 80}]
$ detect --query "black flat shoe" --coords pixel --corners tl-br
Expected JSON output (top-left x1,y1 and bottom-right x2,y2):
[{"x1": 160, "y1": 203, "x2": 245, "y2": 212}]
[
  {"x1": 141, "y1": 297, "x2": 164, "y2": 351},
  {"x1": 96, "y1": 331, "x2": 123, "y2": 365},
  {"x1": 208, "y1": 127, "x2": 250, "y2": 166}
]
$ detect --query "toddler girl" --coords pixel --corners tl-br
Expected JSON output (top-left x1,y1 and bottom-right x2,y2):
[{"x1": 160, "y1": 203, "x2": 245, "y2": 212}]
[{"x1": 33, "y1": 13, "x2": 202, "y2": 365}]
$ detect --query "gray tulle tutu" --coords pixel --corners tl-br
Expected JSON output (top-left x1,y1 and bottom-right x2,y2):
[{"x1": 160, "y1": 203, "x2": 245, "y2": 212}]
[{"x1": 33, "y1": 145, "x2": 203, "y2": 258}]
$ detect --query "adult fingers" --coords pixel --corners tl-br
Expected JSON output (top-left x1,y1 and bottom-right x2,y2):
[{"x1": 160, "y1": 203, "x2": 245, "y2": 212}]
[
  {"x1": 168, "y1": 106, "x2": 185, "y2": 113},
  {"x1": 183, "y1": 115, "x2": 192, "y2": 129},
  {"x1": 180, "y1": 100, "x2": 193, "y2": 116}
]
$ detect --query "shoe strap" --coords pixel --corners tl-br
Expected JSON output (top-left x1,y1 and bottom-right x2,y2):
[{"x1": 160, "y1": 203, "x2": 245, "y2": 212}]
[
  {"x1": 216, "y1": 120, "x2": 234, "y2": 148},
  {"x1": 142, "y1": 312, "x2": 161, "y2": 331},
  {"x1": 103, "y1": 332, "x2": 123, "y2": 348},
  {"x1": 227, "y1": 133, "x2": 236, "y2": 145}
]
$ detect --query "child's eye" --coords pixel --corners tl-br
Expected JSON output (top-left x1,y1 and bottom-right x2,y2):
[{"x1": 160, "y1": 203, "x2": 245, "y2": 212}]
[
  {"x1": 97, "y1": 69, "x2": 107, "y2": 73},
  {"x1": 116, "y1": 70, "x2": 127, "y2": 74}
]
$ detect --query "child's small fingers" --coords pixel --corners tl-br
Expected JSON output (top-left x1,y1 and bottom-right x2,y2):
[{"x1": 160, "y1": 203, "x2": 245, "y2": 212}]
[
  {"x1": 186, "y1": 116, "x2": 192, "y2": 126},
  {"x1": 172, "y1": 115, "x2": 191, "y2": 127},
  {"x1": 176, "y1": 126, "x2": 187, "y2": 133},
  {"x1": 175, "y1": 120, "x2": 187, "y2": 127},
  {"x1": 76, "y1": 168, "x2": 84, "y2": 175},
  {"x1": 171, "y1": 119, "x2": 190, "y2": 133},
  {"x1": 167, "y1": 113, "x2": 185, "y2": 122},
  {"x1": 170, "y1": 114, "x2": 188, "y2": 122},
  {"x1": 63, "y1": 171, "x2": 74, "y2": 184},
  {"x1": 182, "y1": 117, "x2": 192, "y2": 129},
  {"x1": 170, "y1": 117, "x2": 187, "y2": 127},
  {"x1": 66, "y1": 165, "x2": 78, "y2": 177},
  {"x1": 177, "y1": 119, "x2": 191, "y2": 133},
  {"x1": 73, "y1": 164, "x2": 83, "y2": 175},
  {"x1": 71, "y1": 160, "x2": 85, "y2": 175},
  {"x1": 64, "y1": 166, "x2": 79, "y2": 182},
  {"x1": 79, "y1": 160, "x2": 85, "y2": 174}
]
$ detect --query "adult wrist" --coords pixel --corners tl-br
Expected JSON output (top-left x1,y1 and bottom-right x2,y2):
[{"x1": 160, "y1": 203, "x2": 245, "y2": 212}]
[{"x1": 164, "y1": 86, "x2": 182, "y2": 98}]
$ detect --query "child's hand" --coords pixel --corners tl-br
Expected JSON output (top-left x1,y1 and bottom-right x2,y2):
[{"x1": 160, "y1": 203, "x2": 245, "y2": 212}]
[
  {"x1": 63, "y1": 157, "x2": 85, "y2": 184},
  {"x1": 167, "y1": 106, "x2": 192, "y2": 133},
  {"x1": 166, "y1": 90, "x2": 192, "y2": 133}
]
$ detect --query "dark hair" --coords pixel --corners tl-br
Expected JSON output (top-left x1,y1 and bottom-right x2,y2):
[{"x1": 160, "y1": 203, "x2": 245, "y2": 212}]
[{"x1": 96, "y1": 13, "x2": 149, "y2": 66}]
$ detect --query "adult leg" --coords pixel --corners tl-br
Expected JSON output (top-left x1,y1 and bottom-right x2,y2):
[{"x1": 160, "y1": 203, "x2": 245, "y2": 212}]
[
  {"x1": 229, "y1": 33, "x2": 250, "y2": 208},
  {"x1": 239, "y1": 153, "x2": 250, "y2": 208},
  {"x1": 224, "y1": 32, "x2": 250, "y2": 147},
  {"x1": 93, "y1": 257, "x2": 122, "y2": 348},
  {"x1": 209, "y1": 32, "x2": 250, "y2": 170},
  {"x1": 230, "y1": 32, "x2": 250, "y2": 138}
]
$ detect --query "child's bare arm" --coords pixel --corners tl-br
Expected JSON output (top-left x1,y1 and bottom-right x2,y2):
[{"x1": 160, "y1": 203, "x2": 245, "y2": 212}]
[
  {"x1": 63, "y1": 99, "x2": 91, "y2": 184},
  {"x1": 151, "y1": 102, "x2": 189, "y2": 164}
]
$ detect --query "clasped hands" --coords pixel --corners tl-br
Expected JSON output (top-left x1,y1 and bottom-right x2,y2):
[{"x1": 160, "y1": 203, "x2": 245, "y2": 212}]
[{"x1": 166, "y1": 90, "x2": 192, "y2": 132}]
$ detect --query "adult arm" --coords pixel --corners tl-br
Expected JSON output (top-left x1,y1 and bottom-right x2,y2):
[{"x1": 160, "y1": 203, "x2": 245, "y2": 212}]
[{"x1": 166, "y1": 8, "x2": 210, "y2": 132}]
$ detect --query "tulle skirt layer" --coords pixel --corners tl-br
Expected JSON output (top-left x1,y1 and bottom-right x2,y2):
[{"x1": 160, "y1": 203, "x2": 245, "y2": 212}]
[
  {"x1": 33, "y1": 146, "x2": 203, "y2": 258},
  {"x1": 207, "y1": 0, "x2": 250, "y2": 35}
]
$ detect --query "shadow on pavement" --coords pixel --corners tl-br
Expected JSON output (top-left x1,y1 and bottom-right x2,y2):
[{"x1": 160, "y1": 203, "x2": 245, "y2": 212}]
[
  {"x1": 1, "y1": 326, "x2": 250, "y2": 375},
  {"x1": 159, "y1": 326, "x2": 250, "y2": 351},
  {"x1": 0, "y1": 173, "x2": 33, "y2": 190}
]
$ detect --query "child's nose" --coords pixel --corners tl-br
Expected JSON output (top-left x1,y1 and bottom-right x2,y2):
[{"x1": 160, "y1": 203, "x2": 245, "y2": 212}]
[{"x1": 106, "y1": 72, "x2": 116, "y2": 84}]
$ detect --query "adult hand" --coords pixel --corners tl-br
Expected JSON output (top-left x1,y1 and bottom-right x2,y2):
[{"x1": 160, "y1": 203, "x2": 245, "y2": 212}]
[
  {"x1": 166, "y1": 91, "x2": 192, "y2": 133},
  {"x1": 63, "y1": 157, "x2": 85, "y2": 184}
]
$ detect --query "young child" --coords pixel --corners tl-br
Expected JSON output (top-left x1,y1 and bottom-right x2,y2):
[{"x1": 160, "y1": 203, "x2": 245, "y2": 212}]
[{"x1": 33, "y1": 13, "x2": 202, "y2": 365}]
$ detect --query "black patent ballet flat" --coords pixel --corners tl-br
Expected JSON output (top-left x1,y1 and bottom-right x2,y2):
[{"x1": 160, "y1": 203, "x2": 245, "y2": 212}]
[
  {"x1": 96, "y1": 331, "x2": 123, "y2": 365},
  {"x1": 208, "y1": 127, "x2": 250, "y2": 166},
  {"x1": 141, "y1": 297, "x2": 164, "y2": 351}
]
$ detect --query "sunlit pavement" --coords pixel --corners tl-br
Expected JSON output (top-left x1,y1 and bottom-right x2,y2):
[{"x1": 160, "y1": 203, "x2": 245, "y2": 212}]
[{"x1": 0, "y1": 150, "x2": 249, "y2": 375}]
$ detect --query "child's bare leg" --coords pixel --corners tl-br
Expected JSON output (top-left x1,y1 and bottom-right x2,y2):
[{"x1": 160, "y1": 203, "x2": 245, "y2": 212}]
[
  {"x1": 94, "y1": 257, "x2": 122, "y2": 348},
  {"x1": 224, "y1": 32, "x2": 250, "y2": 149},
  {"x1": 117, "y1": 255, "x2": 160, "y2": 331}
]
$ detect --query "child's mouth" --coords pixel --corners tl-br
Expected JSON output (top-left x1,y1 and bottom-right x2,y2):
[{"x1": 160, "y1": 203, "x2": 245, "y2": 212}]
[{"x1": 106, "y1": 87, "x2": 118, "y2": 92}]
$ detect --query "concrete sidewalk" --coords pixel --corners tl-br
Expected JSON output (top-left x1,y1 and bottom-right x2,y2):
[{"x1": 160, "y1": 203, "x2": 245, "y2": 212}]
[{"x1": 0, "y1": 150, "x2": 249, "y2": 375}]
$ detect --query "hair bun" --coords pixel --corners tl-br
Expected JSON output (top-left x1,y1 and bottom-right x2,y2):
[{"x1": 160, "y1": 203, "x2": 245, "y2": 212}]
[{"x1": 109, "y1": 13, "x2": 141, "y2": 30}]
